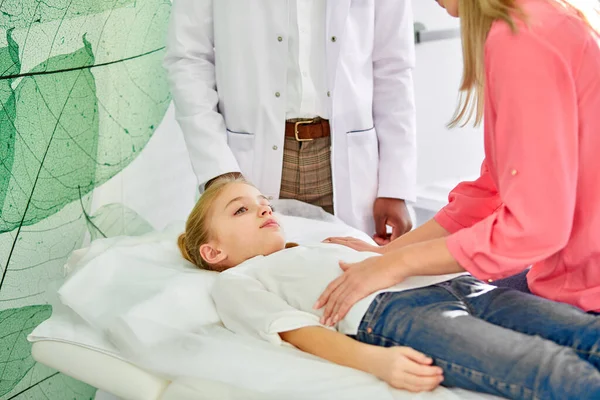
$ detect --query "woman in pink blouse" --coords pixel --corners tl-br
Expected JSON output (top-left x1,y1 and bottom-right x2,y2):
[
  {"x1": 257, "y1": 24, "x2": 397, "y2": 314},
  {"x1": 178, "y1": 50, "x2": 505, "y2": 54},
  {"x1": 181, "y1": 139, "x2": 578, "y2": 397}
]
[{"x1": 316, "y1": 0, "x2": 600, "y2": 320}]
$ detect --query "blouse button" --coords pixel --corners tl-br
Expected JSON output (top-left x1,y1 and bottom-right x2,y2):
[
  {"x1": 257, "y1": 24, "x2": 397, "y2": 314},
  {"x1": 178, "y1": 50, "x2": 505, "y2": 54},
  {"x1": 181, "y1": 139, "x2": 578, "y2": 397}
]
[{"x1": 511, "y1": 169, "x2": 518, "y2": 176}]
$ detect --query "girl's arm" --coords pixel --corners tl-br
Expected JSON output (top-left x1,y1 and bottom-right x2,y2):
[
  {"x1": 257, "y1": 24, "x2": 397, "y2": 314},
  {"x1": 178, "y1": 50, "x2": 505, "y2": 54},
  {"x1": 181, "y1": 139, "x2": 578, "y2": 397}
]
[
  {"x1": 212, "y1": 273, "x2": 443, "y2": 392},
  {"x1": 280, "y1": 326, "x2": 443, "y2": 393}
]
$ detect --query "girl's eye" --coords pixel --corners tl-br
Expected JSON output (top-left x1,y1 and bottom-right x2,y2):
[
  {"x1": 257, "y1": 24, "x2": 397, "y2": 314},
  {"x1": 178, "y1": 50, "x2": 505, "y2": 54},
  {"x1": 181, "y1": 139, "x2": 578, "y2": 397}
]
[{"x1": 234, "y1": 206, "x2": 248, "y2": 215}]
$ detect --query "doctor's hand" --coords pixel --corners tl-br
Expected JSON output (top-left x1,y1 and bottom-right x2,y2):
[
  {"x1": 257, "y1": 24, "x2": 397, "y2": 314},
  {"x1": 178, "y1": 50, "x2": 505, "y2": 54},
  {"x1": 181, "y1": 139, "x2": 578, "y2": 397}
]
[
  {"x1": 314, "y1": 254, "x2": 403, "y2": 325},
  {"x1": 373, "y1": 198, "x2": 412, "y2": 246}
]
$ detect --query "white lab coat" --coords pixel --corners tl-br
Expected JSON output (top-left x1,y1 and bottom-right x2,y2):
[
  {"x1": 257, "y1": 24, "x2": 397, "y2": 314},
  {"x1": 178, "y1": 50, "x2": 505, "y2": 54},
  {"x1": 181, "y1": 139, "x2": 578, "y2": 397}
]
[{"x1": 164, "y1": 0, "x2": 417, "y2": 234}]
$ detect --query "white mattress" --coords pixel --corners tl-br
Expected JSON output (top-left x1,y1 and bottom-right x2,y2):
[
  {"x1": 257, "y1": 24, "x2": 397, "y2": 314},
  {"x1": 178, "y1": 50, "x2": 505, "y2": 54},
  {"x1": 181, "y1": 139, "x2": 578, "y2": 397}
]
[
  {"x1": 31, "y1": 341, "x2": 273, "y2": 400},
  {"x1": 29, "y1": 309, "x2": 271, "y2": 400},
  {"x1": 32, "y1": 341, "x2": 168, "y2": 400}
]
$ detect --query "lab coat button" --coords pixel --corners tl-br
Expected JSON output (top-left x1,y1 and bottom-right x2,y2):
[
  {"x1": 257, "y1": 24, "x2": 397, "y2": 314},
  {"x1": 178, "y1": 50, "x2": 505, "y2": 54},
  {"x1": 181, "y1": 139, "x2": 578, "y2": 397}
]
[
  {"x1": 272, "y1": 145, "x2": 278, "y2": 150},
  {"x1": 331, "y1": 36, "x2": 337, "y2": 42},
  {"x1": 327, "y1": 91, "x2": 331, "y2": 97},
  {"x1": 275, "y1": 92, "x2": 281, "y2": 98},
  {"x1": 277, "y1": 36, "x2": 283, "y2": 42}
]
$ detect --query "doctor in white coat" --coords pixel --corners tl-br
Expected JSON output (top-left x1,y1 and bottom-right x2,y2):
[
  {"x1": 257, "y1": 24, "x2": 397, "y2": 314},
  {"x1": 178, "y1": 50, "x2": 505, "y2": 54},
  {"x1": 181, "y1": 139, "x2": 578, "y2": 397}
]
[{"x1": 164, "y1": 0, "x2": 417, "y2": 240}]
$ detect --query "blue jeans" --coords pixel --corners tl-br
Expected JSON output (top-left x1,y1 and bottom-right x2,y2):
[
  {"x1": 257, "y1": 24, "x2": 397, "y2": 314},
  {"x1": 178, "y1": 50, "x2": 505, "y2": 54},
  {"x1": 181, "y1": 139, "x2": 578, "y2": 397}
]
[
  {"x1": 491, "y1": 269, "x2": 532, "y2": 294},
  {"x1": 492, "y1": 270, "x2": 599, "y2": 316},
  {"x1": 355, "y1": 275, "x2": 600, "y2": 400}
]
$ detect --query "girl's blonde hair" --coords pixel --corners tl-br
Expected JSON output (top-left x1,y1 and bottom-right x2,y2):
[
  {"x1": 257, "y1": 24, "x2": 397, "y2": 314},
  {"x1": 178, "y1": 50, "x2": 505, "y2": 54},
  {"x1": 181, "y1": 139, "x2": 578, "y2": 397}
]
[
  {"x1": 451, "y1": 0, "x2": 600, "y2": 128},
  {"x1": 177, "y1": 176, "x2": 248, "y2": 270}
]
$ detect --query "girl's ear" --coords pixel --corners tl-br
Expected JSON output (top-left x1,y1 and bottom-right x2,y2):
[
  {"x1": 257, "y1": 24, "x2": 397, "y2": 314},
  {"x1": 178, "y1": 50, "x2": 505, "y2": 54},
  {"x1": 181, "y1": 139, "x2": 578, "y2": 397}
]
[{"x1": 199, "y1": 242, "x2": 227, "y2": 265}]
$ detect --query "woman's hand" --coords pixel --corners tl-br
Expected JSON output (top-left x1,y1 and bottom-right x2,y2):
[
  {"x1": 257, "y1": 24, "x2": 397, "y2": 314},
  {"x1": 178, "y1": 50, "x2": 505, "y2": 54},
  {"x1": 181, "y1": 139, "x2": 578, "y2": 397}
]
[
  {"x1": 367, "y1": 346, "x2": 444, "y2": 392},
  {"x1": 314, "y1": 254, "x2": 404, "y2": 325},
  {"x1": 315, "y1": 239, "x2": 465, "y2": 325},
  {"x1": 323, "y1": 236, "x2": 386, "y2": 254}
]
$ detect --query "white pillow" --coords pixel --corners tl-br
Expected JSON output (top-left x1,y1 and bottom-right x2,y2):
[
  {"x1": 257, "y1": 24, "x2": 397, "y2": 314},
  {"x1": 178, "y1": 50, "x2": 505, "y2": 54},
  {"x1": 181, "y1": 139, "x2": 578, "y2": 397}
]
[
  {"x1": 58, "y1": 215, "x2": 375, "y2": 352},
  {"x1": 59, "y1": 222, "x2": 219, "y2": 327}
]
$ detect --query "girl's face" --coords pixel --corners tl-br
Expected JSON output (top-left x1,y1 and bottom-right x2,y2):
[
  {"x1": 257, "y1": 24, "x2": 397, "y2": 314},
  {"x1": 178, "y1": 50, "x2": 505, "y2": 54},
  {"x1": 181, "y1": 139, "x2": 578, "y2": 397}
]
[
  {"x1": 199, "y1": 182, "x2": 286, "y2": 269},
  {"x1": 437, "y1": 0, "x2": 459, "y2": 18}
]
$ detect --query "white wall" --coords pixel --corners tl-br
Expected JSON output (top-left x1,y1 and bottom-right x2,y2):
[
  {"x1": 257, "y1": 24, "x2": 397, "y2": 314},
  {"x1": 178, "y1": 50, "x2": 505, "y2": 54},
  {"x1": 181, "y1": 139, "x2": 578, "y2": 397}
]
[{"x1": 412, "y1": 1, "x2": 483, "y2": 189}]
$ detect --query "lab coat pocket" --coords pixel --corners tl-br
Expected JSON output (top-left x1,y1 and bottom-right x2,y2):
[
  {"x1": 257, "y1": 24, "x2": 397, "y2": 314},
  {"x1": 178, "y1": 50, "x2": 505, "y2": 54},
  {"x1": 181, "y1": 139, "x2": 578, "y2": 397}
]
[
  {"x1": 226, "y1": 129, "x2": 255, "y2": 177},
  {"x1": 346, "y1": 127, "x2": 379, "y2": 220}
]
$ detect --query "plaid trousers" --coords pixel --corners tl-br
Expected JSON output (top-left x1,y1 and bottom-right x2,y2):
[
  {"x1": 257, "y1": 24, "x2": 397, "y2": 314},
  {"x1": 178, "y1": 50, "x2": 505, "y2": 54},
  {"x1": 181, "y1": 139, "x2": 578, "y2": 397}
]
[{"x1": 279, "y1": 136, "x2": 334, "y2": 214}]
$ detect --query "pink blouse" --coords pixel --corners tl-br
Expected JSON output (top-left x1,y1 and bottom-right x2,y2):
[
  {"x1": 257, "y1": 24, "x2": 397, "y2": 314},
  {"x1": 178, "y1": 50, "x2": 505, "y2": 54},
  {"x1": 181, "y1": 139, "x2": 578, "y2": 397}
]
[{"x1": 435, "y1": 0, "x2": 600, "y2": 312}]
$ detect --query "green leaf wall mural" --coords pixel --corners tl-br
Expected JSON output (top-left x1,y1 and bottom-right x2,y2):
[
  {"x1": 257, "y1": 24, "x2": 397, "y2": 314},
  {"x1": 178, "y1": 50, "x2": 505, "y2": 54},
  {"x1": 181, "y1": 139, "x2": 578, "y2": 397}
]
[{"x1": 0, "y1": 0, "x2": 172, "y2": 398}]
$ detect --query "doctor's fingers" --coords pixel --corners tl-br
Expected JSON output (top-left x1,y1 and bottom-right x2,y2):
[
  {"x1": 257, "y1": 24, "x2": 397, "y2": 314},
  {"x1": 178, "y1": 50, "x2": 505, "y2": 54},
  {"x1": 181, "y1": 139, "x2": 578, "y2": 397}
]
[
  {"x1": 387, "y1": 212, "x2": 412, "y2": 239},
  {"x1": 373, "y1": 214, "x2": 389, "y2": 238},
  {"x1": 373, "y1": 235, "x2": 392, "y2": 246}
]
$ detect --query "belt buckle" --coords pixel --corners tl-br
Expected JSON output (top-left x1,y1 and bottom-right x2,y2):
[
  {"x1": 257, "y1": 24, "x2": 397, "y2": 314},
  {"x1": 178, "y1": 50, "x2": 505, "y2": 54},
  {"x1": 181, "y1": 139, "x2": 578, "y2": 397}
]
[{"x1": 294, "y1": 119, "x2": 316, "y2": 142}]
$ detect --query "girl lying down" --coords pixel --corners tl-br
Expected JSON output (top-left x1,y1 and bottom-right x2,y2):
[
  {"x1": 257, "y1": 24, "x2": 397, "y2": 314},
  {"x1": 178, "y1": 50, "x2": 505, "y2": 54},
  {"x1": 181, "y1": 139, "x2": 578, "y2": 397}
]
[{"x1": 177, "y1": 178, "x2": 600, "y2": 399}]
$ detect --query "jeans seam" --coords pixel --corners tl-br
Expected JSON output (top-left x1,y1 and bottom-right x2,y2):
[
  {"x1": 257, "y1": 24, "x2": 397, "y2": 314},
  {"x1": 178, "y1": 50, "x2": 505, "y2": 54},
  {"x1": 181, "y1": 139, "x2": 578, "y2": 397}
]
[
  {"x1": 574, "y1": 348, "x2": 600, "y2": 357},
  {"x1": 434, "y1": 358, "x2": 540, "y2": 400},
  {"x1": 365, "y1": 332, "x2": 540, "y2": 400},
  {"x1": 483, "y1": 316, "x2": 600, "y2": 359},
  {"x1": 360, "y1": 293, "x2": 392, "y2": 328}
]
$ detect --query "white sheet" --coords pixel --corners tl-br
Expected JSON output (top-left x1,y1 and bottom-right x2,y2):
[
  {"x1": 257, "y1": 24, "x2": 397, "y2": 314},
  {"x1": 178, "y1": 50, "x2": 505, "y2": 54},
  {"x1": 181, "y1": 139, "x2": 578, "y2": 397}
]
[{"x1": 30, "y1": 203, "x2": 500, "y2": 400}]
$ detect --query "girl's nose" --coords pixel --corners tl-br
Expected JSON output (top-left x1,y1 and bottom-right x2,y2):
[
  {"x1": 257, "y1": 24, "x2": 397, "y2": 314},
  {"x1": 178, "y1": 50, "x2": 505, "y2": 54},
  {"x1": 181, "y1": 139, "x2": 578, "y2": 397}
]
[{"x1": 260, "y1": 205, "x2": 273, "y2": 216}]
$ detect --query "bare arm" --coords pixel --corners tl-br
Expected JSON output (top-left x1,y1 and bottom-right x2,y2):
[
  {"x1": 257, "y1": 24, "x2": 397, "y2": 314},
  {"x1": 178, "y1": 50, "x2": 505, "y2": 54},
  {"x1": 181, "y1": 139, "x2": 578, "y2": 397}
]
[
  {"x1": 382, "y1": 219, "x2": 450, "y2": 253},
  {"x1": 280, "y1": 327, "x2": 443, "y2": 392},
  {"x1": 324, "y1": 218, "x2": 449, "y2": 254}
]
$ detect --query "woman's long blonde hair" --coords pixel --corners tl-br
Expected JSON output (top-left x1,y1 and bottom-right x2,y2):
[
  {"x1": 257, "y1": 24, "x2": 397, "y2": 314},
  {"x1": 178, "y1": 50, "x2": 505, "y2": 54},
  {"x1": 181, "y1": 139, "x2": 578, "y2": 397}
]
[
  {"x1": 178, "y1": 176, "x2": 248, "y2": 270},
  {"x1": 451, "y1": 0, "x2": 600, "y2": 128}
]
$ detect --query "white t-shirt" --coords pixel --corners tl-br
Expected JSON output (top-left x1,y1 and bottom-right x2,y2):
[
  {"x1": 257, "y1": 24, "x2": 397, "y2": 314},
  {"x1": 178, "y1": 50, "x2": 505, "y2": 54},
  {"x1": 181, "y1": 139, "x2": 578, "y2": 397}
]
[{"x1": 211, "y1": 243, "x2": 466, "y2": 345}]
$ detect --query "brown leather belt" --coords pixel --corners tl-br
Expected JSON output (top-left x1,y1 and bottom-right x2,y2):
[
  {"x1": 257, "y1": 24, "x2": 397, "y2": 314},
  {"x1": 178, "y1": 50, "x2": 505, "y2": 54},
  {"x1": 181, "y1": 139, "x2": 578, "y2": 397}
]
[{"x1": 285, "y1": 118, "x2": 330, "y2": 141}]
